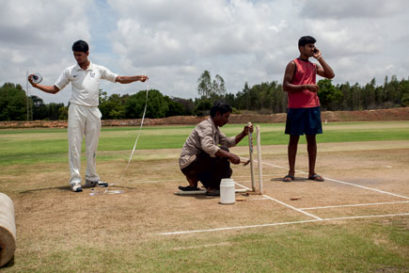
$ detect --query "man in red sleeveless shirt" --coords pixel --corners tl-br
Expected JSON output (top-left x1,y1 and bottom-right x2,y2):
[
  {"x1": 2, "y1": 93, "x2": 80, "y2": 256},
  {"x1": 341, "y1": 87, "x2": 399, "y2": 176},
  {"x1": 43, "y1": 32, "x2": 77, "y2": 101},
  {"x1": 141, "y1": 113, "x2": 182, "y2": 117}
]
[{"x1": 282, "y1": 36, "x2": 335, "y2": 182}]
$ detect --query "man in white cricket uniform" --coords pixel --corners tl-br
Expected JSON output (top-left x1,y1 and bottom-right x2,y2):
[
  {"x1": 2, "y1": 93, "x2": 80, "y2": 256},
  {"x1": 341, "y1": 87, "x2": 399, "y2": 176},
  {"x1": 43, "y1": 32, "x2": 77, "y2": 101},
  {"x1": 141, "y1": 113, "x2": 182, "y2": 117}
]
[{"x1": 28, "y1": 40, "x2": 148, "y2": 192}]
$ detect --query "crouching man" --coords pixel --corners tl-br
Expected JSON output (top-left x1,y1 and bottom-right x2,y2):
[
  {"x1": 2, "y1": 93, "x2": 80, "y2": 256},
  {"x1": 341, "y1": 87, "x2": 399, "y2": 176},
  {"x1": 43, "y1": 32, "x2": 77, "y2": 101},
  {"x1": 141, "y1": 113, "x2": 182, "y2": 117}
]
[{"x1": 178, "y1": 102, "x2": 253, "y2": 196}]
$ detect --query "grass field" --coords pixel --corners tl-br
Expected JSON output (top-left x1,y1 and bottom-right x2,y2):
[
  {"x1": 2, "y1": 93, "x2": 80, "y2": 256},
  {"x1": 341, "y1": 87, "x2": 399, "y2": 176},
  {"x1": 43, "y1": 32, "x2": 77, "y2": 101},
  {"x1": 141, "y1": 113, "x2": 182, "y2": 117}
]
[{"x1": 0, "y1": 121, "x2": 409, "y2": 272}]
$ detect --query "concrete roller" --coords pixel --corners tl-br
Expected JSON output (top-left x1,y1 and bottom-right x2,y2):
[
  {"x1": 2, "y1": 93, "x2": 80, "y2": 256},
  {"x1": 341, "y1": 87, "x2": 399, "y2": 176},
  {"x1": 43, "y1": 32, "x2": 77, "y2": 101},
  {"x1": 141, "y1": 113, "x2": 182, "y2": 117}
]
[{"x1": 0, "y1": 193, "x2": 16, "y2": 267}]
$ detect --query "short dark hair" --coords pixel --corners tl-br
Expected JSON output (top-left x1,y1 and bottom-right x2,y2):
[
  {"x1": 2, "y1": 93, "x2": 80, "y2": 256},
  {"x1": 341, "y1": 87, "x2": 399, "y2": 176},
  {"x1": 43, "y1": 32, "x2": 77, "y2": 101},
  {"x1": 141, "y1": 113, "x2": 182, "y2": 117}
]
[
  {"x1": 72, "y1": 40, "x2": 89, "y2": 53},
  {"x1": 210, "y1": 102, "x2": 232, "y2": 117},
  {"x1": 298, "y1": 36, "x2": 316, "y2": 47}
]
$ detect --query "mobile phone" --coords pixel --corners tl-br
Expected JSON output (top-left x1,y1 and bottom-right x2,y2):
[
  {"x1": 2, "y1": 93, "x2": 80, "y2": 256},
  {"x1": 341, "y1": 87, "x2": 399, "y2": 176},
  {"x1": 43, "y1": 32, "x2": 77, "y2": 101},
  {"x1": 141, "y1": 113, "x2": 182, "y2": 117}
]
[{"x1": 313, "y1": 48, "x2": 318, "y2": 54}]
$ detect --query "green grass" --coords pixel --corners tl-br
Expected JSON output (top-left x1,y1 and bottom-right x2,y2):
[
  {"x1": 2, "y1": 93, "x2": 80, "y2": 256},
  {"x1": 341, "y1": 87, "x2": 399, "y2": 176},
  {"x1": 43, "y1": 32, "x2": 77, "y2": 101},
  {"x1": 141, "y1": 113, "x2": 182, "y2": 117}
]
[
  {"x1": 9, "y1": 220, "x2": 409, "y2": 273},
  {"x1": 0, "y1": 121, "x2": 408, "y2": 166},
  {"x1": 1, "y1": 121, "x2": 409, "y2": 272}
]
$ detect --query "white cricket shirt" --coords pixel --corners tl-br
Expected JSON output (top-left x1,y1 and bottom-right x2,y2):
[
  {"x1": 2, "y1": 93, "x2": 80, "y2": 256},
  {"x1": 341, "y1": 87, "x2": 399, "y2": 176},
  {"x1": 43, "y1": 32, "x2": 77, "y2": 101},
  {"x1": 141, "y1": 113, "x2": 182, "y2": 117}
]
[{"x1": 54, "y1": 62, "x2": 118, "y2": 107}]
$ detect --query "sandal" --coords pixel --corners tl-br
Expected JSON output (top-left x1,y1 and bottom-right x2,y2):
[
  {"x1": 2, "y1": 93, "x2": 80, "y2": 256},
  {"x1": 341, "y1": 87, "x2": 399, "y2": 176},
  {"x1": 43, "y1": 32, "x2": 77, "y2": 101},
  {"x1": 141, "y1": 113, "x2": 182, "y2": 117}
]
[
  {"x1": 178, "y1": 185, "x2": 200, "y2": 191},
  {"x1": 308, "y1": 174, "x2": 325, "y2": 182},
  {"x1": 282, "y1": 175, "x2": 295, "y2": 182}
]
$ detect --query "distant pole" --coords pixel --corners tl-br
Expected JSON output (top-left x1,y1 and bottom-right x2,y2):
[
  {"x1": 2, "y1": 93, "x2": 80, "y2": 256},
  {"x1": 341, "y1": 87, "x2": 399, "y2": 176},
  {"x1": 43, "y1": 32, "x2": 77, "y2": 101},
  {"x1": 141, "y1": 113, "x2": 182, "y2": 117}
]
[{"x1": 26, "y1": 71, "x2": 30, "y2": 121}]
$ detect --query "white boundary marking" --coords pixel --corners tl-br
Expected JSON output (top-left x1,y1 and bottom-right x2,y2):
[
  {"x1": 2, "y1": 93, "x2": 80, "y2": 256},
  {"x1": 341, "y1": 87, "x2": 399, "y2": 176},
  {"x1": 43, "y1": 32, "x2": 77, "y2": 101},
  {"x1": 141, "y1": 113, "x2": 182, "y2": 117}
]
[
  {"x1": 158, "y1": 212, "x2": 409, "y2": 236},
  {"x1": 159, "y1": 158, "x2": 409, "y2": 236},
  {"x1": 262, "y1": 195, "x2": 322, "y2": 220},
  {"x1": 234, "y1": 181, "x2": 322, "y2": 220},
  {"x1": 260, "y1": 160, "x2": 409, "y2": 200},
  {"x1": 301, "y1": 200, "x2": 409, "y2": 210},
  {"x1": 234, "y1": 181, "x2": 250, "y2": 190},
  {"x1": 324, "y1": 177, "x2": 409, "y2": 200}
]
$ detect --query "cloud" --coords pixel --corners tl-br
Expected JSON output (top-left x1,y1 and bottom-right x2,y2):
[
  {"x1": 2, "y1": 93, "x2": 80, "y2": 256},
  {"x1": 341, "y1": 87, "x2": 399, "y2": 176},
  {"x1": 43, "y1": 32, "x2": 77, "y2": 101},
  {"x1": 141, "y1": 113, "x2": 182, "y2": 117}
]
[
  {"x1": 299, "y1": 0, "x2": 409, "y2": 19},
  {"x1": 0, "y1": 0, "x2": 92, "y2": 103},
  {"x1": 108, "y1": 0, "x2": 295, "y2": 97},
  {"x1": 0, "y1": 0, "x2": 408, "y2": 104}
]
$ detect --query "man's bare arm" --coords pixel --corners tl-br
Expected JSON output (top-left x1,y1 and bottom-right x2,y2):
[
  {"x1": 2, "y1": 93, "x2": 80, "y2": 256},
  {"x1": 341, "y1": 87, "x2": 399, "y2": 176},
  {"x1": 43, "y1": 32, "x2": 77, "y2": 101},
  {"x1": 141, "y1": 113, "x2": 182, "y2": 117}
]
[
  {"x1": 282, "y1": 61, "x2": 318, "y2": 93},
  {"x1": 314, "y1": 49, "x2": 335, "y2": 79},
  {"x1": 115, "y1": 75, "x2": 149, "y2": 84},
  {"x1": 234, "y1": 123, "x2": 253, "y2": 144},
  {"x1": 215, "y1": 149, "x2": 241, "y2": 164}
]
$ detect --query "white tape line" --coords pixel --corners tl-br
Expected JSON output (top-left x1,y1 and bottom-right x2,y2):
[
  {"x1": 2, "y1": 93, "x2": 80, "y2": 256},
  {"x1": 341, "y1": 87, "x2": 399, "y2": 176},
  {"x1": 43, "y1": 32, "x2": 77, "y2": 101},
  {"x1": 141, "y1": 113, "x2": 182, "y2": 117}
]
[
  {"x1": 159, "y1": 219, "x2": 318, "y2": 236},
  {"x1": 325, "y1": 212, "x2": 409, "y2": 222},
  {"x1": 234, "y1": 182, "x2": 251, "y2": 190},
  {"x1": 261, "y1": 160, "x2": 409, "y2": 200},
  {"x1": 301, "y1": 200, "x2": 409, "y2": 210},
  {"x1": 262, "y1": 195, "x2": 322, "y2": 220},
  {"x1": 158, "y1": 212, "x2": 409, "y2": 236},
  {"x1": 324, "y1": 177, "x2": 409, "y2": 200},
  {"x1": 236, "y1": 181, "x2": 321, "y2": 220},
  {"x1": 125, "y1": 86, "x2": 149, "y2": 168},
  {"x1": 118, "y1": 82, "x2": 150, "y2": 186}
]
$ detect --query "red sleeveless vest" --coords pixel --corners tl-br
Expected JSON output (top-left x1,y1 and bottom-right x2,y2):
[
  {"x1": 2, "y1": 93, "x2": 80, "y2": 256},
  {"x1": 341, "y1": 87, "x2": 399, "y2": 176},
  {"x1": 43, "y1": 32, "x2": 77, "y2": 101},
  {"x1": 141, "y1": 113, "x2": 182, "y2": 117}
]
[{"x1": 287, "y1": 58, "x2": 320, "y2": 108}]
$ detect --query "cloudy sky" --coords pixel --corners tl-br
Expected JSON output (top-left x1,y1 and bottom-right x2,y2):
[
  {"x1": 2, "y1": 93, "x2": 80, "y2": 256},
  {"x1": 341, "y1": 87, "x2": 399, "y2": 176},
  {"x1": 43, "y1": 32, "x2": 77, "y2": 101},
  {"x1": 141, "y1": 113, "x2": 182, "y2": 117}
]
[{"x1": 1, "y1": 0, "x2": 408, "y2": 104}]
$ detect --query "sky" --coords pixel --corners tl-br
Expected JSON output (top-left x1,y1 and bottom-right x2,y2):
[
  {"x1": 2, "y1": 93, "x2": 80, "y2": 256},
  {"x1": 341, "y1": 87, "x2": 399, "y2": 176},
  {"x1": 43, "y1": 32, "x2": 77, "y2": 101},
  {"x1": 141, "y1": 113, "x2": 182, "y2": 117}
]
[{"x1": 1, "y1": 0, "x2": 408, "y2": 104}]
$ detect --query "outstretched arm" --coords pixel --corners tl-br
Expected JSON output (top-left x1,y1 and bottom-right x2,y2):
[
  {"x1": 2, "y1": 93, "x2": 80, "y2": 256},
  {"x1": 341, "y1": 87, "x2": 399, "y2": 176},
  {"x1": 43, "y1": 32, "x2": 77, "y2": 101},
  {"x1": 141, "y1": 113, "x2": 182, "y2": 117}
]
[
  {"x1": 115, "y1": 75, "x2": 149, "y2": 84},
  {"x1": 28, "y1": 74, "x2": 60, "y2": 94},
  {"x1": 282, "y1": 61, "x2": 319, "y2": 93},
  {"x1": 314, "y1": 48, "x2": 335, "y2": 79}
]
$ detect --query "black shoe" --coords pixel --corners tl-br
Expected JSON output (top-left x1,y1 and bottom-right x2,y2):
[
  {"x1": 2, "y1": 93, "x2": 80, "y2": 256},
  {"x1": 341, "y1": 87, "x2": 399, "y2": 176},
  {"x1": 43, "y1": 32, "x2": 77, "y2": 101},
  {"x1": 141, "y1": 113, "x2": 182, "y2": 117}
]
[
  {"x1": 96, "y1": 181, "x2": 109, "y2": 187},
  {"x1": 178, "y1": 186, "x2": 200, "y2": 191},
  {"x1": 206, "y1": 190, "x2": 220, "y2": 196},
  {"x1": 85, "y1": 180, "x2": 109, "y2": 188}
]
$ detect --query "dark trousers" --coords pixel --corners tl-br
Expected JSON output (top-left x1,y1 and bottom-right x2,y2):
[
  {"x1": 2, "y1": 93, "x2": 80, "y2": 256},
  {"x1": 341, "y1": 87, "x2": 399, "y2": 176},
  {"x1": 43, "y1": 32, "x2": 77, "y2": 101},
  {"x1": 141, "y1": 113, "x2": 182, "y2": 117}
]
[{"x1": 181, "y1": 147, "x2": 232, "y2": 190}]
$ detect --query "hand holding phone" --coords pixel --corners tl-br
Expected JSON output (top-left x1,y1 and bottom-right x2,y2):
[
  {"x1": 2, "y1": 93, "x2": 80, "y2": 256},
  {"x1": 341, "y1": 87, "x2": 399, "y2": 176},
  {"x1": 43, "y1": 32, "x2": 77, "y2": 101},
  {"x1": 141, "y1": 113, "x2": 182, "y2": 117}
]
[{"x1": 313, "y1": 47, "x2": 321, "y2": 60}]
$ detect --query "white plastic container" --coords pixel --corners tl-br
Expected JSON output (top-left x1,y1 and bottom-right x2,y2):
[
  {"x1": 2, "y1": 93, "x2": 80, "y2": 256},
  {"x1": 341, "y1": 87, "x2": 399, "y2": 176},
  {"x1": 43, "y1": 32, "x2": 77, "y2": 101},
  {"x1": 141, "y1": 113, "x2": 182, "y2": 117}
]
[{"x1": 220, "y1": 178, "x2": 235, "y2": 205}]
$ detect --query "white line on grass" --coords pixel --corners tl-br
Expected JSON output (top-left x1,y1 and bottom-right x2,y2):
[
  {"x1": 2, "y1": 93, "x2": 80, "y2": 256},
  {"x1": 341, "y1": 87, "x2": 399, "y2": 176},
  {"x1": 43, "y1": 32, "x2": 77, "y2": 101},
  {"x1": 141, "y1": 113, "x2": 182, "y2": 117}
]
[
  {"x1": 159, "y1": 219, "x2": 318, "y2": 235},
  {"x1": 324, "y1": 177, "x2": 409, "y2": 200},
  {"x1": 262, "y1": 195, "x2": 322, "y2": 220},
  {"x1": 234, "y1": 181, "x2": 251, "y2": 190},
  {"x1": 260, "y1": 160, "x2": 409, "y2": 200},
  {"x1": 158, "y1": 212, "x2": 409, "y2": 236},
  {"x1": 235, "y1": 179, "x2": 322, "y2": 219},
  {"x1": 301, "y1": 200, "x2": 409, "y2": 210}
]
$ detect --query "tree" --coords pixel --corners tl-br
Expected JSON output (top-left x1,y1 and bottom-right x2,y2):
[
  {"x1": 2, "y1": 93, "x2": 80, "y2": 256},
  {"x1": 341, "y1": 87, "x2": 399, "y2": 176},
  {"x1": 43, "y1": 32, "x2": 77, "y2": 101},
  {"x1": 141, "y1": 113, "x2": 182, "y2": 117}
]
[
  {"x1": 171, "y1": 97, "x2": 194, "y2": 115},
  {"x1": 197, "y1": 70, "x2": 226, "y2": 98},
  {"x1": 125, "y1": 89, "x2": 170, "y2": 118},
  {"x1": 197, "y1": 70, "x2": 212, "y2": 97},
  {"x1": 47, "y1": 103, "x2": 65, "y2": 120},
  {"x1": 164, "y1": 96, "x2": 185, "y2": 116},
  {"x1": 31, "y1": 95, "x2": 48, "y2": 120},
  {"x1": 213, "y1": 74, "x2": 226, "y2": 96},
  {"x1": 99, "y1": 90, "x2": 126, "y2": 119},
  {"x1": 317, "y1": 79, "x2": 343, "y2": 110},
  {"x1": 399, "y1": 80, "x2": 409, "y2": 107},
  {"x1": 0, "y1": 83, "x2": 27, "y2": 121},
  {"x1": 193, "y1": 98, "x2": 212, "y2": 116}
]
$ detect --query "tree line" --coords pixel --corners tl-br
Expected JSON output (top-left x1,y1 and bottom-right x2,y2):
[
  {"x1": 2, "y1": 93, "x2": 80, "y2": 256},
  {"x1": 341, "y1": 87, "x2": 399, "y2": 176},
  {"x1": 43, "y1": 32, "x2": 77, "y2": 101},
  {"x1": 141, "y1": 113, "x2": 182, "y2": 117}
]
[{"x1": 1, "y1": 72, "x2": 408, "y2": 121}]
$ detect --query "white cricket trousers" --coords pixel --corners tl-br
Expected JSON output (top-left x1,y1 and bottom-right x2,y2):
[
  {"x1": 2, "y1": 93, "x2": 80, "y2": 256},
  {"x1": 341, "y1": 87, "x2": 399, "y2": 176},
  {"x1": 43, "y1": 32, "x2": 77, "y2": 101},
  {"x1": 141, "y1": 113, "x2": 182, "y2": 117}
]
[{"x1": 68, "y1": 104, "x2": 101, "y2": 185}]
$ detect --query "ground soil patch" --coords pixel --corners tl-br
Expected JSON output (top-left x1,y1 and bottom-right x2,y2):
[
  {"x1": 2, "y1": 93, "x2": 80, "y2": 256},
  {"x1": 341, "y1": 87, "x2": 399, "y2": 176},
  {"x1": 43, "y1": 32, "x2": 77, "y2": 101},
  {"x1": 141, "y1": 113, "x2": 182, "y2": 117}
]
[{"x1": 1, "y1": 107, "x2": 408, "y2": 128}]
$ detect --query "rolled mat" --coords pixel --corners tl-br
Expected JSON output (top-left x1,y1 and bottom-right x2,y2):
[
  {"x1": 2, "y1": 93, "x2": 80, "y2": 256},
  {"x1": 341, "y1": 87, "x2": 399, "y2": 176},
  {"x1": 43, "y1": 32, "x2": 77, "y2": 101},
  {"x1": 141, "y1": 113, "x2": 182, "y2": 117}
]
[{"x1": 0, "y1": 193, "x2": 16, "y2": 267}]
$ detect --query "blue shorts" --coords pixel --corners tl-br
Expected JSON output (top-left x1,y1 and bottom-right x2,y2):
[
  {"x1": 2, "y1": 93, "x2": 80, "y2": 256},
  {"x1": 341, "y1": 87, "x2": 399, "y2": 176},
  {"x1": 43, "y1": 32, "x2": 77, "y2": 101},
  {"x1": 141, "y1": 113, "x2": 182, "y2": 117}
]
[{"x1": 285, "y1": 107, "x2": 322, "y2": 136}]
